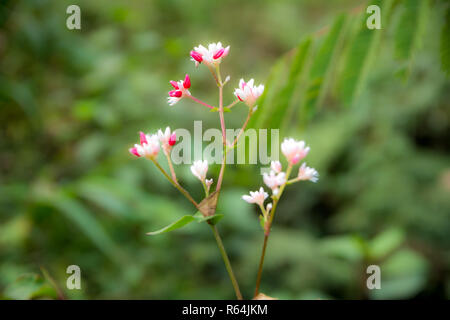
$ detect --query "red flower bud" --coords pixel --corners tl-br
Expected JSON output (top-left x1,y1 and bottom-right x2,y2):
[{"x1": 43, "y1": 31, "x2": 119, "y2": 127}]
[
  {"x1": 139, "y1": 131, "x2": 147, "y2": 145},
  {"x1": 183, "y1": 74, "x2": 191, "y2": 89},
  {"x1": 213, "y1": 48, "x2": 225, "y2": 59},
  {"x1": 190, "y1": 50, "x2": 203, "y2": 63},
  {"x1": 169, "y1": 90, "x2": 182, "y2": 98},
  {"x1": 169, "y1": 80, "x2": 179, "y2": 89},
  {"x1": 129, "y1": 147, "x2": 140, "y2": 157},
  {"x1": 168, "y1": 132, "x2": 177, "y2": 146}
]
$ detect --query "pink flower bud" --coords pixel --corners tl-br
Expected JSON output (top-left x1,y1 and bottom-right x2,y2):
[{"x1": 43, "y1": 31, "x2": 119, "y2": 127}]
[
  {"x1": 168, "y1": 132, "x2": 177, "y2": 146},
  {"x1": 169, "y1": 90, "x2": 182, "y2": 98},
  {"x1": 183, "y1": 74, "x2": 191, "y2": 89},
  {"x1": 139, "y1": 131, "x2": 147, "y2": 145},
  {"x1": 170, "y1": 80, "x2": 179, "y2": 89},
  {"x1": 213, "y1": 48, "x2": 225, "y2": 59},
  {"x1": 129, "y1": 147, "x2": 141, "y2": 157},
  {"x1": 190, "y1": 50, "x2": 203, "y2": 63}
]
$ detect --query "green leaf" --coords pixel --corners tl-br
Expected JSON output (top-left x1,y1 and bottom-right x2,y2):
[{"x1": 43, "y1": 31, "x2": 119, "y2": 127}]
[
  {"x1": 441, "y1": 6, "x2": 450, "y2": 75},
  {"x1": 337, "y1": 0, "x2": 394, "y2": 107},
  {"x1": 146, "y1": 215, "x2": 196, "y2": 235},
  {"x1": 301, "y1": 14, "x2": 347, "y2": 119},
  {"x1": 394, "y1": 0, "x2": 429, "y2": 61},
  {"x1": 266, "y1": 37, "x2": 313, "y2": 131},
  {"x1": 52, "y1": 194, "x2": 121, "y2": 262},
  {"x1": 369, "y1": 228, "x2": 405, "y2": 260},
  {"x1": 193, "y1": 212, "x2": 224, "y2": 225},
  {"x1": 394, "y1": 0, "x2": 430, "y2": 77},
  {"x1": 248, "y1": 56, "x2": 288, "y2": 129}
]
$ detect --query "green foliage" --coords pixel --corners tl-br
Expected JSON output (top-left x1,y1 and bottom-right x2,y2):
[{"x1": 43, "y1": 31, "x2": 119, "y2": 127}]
[
  {"x1": 0, "y1": 0, "x2": 448, "y2": 300},
  {"x1": 441, "y1": 5, "x2": 450, "y2": 75}
]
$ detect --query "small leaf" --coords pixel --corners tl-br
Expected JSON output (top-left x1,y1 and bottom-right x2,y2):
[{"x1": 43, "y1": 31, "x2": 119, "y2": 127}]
[
  {"x1": 146, "y1": 215, "x2": 196, "y2": 235},
  {"x1": 194, "y1": 212, "x2": 224, "y2": 225}
]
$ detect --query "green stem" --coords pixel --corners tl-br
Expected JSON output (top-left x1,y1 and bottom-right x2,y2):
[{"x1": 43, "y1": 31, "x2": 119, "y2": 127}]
[
  {"x1": 254, "y1": 235, "x2": 268, "y2": 297},
  {"x1": 210, "y1": 224, "x2": 243, "y2": 300},
  {"x1": 151, "y1": 159, "x2": 198, "y2": 208},
  {"x1": 254, "y1": 164, "x2": 293, "y2": 296}
]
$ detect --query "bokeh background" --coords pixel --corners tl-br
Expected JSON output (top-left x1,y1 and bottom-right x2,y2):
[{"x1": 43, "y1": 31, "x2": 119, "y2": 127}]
[{"x1": 0, "y1": 0, "x2": 449, "y2": 299}]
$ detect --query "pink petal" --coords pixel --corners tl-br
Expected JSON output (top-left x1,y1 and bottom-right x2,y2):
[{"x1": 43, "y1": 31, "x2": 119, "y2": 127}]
[
  {"x1": 190, "y1": 50, "x2": 203, "y2": 63},
  {"x1": 169, "y1": 132, "x2": 177, "y2": 146},
  {"x1": 183, "y1": 74, "x2": 191, "y2": 89},
  {"x1": 169, "y1": 80, "x2": 179, "y2": 89},
  {"x1": 169, "y1": 90, "x2": 182, "y2": 98},
  {"x1": 139, "y1": 131, "x2": 147, "y2": 145},
  {"x1": 129, "y1": 147, "x2": 140, "y2": 157},
  {"x1": 213, "y1": 48, "x2": 225, "y2": 59}
]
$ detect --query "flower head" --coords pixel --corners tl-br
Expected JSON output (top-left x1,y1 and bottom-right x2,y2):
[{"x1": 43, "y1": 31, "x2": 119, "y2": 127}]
[
  {"x1": 263, "y1": 170, "x2": 286, "y2": 195},
  {"x1": 298, "y1": 163, "x2": 319, "y2": 183},
  {"x1": 242, "y1": 187, "x2": 268, "y2": 206},
  {"x1": 234, "y1": 79, "x2": 264, "y2": 108},
  {"x1": 281, "y1": 138, "x2": 310, "y2": 165},
  {"x1": 129, "y1": 132, "x2": 160, "y2": 159},
  {"x1": 190, "y1": 42, "x2": 230, "y2": 67},
  {"x1": 271, "y1": 161, "x2": 282, "y2": 173},
  {"x1": 190, "y1": 160, "x2": 209, "y2": 182},
  {"x1": 167, "y1": 74, "x2": 191, "y2": 106},
  {"x1": 158, "y1": 127, "x2": 177, "y2": 154}
]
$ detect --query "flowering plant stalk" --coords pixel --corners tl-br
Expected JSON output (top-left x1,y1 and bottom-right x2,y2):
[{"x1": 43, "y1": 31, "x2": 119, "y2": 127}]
[{"x1": 129, "y1": 42, "x2": 318, "y2": 299}]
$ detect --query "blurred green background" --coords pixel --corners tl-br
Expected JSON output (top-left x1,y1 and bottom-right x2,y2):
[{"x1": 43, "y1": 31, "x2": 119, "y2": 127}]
[{"x1": 0, "y1": 0, "x2": 449, "y2": 299}]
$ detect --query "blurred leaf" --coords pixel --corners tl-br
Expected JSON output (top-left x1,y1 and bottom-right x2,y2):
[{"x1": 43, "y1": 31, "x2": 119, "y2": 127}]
[
  {"x1": 4, "y1": 274, "x2": 57, "y2": 300},
  {"x1": 370, "y1": 249, "x2": 429, "y2": 299},
  {"x1": 369, "y1": 228, "x2": 405, "y2": 260},
  {"x1": 337, "y1": 0, "x2": 393, "y2": 106},
  {"x1": 301, "y1": 14, "x2": 346, "y2": 118},
  {"x1": 51, "y1": 194, "x2": 121, "y2": 262},
  {"x1": 266, "y1": 37, "x2": 312, "y2": 130},
  {"x1": 441, "y1": 5, "x2": 450, "y2": 75},
  {"x1": 320, "y1": 235, "x2": 365, "y2": 262},
  {"x1": 394, "y1": 0, "x2": 430, "y2": 77}
]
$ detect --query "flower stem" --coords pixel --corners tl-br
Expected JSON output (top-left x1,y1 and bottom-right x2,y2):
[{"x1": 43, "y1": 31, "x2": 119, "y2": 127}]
[
  {"x1": 210, "y1": 224, "x2": 243, "y2": 300},
  {"x1": 186, "y1": 94, "x2": 215, "y2": 109},
  {"x1": 151, "y1": 159, "x2": 198, "y2": 208},
  {"x1": 216, "y1": 84, "x2": 227, "y2": 193},
  {"x1": 253, "y1": 164, "x2": 293, "y2": 297},
  {"x1": 225, "y1": 99, "x2": 240, "y2": 110},
  {"x1": 165, "y1": 152, "x2": 178, "y2": 183},
  {"x1": 230, "y1": 109, "x2": 252, "y2": 148},
  {"x1": 254, "y1": 235, "x2": 268, "y2": 297}
]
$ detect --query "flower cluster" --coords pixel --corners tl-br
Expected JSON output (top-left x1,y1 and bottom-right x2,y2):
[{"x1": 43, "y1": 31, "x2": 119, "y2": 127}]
[
  {"x1": 129, "y1": 127, "x2": 176, "y2": 159},
  {"x1": 130, "y1": 41, "x2": 266, "y2": 201},
  {"x1": 242, "y1": 138, "x2": 319, "y2": 234},
  {"x1": 167, "y1": 74, "x2": 191, "y2": 106},
  {"x1": 190, "y1": 42, "x2": 230, "y2": 67}
]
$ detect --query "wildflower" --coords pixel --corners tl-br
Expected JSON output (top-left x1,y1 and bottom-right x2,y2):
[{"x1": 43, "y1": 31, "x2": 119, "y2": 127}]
[
  {"x1": 190, "y1": 160, "x2": 209, "y2": 182},
  {"x1": 263, "y1": 170, "x2": 286, "y2": 195},
  {"x1": 242, "y1": 187, "x2": 268, "y2": 206},
  {"x1": 233, "y1": 79, "x2": 264, "y2": 108},
  {"x1": 129, "y1": 132, "x2": 160, "y2": 159},
  {"x1": 167, "y1": 74, "x2": 191, "y2": 106},
  {"x1": 270, "y1": 161, "x2": 282, "y2": 174},
  {"x1": 281, "y1": 138, "x2": 310, "y2": 165},
  {"x1": 158, "y1": 127, "x2": 177, "y2": 154},
  {"x1": 190, "y1": 42, "x2": 230, "y2": 67},
  {"x1": 298, "y1": 163, "x2": 319, "y2": 183}
]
